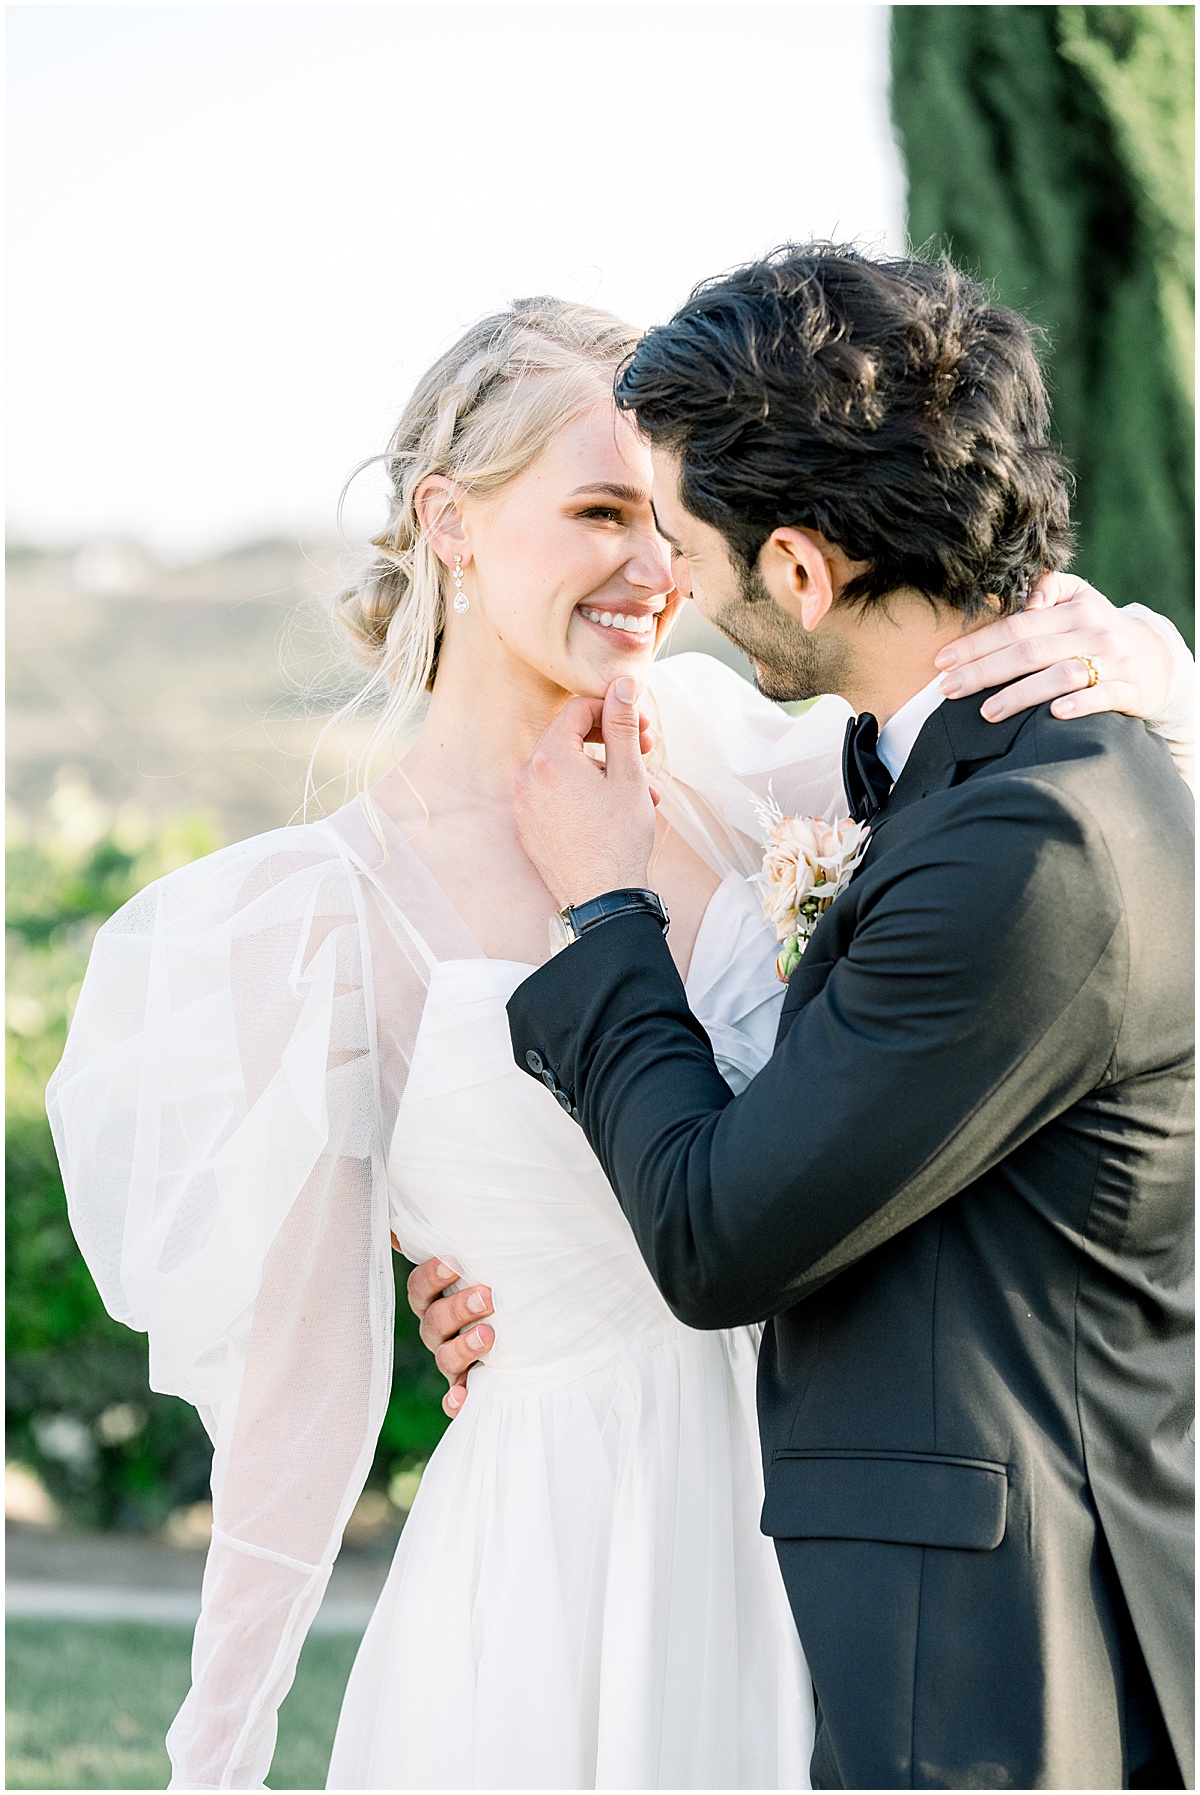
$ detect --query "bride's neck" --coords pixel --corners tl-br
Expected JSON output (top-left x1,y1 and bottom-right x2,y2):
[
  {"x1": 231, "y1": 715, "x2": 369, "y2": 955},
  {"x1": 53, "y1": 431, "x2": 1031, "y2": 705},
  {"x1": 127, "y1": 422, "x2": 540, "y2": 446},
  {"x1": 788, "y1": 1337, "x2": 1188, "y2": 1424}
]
[{"x1": 401, "y1": 630, "x2": 571, "y2": 808}]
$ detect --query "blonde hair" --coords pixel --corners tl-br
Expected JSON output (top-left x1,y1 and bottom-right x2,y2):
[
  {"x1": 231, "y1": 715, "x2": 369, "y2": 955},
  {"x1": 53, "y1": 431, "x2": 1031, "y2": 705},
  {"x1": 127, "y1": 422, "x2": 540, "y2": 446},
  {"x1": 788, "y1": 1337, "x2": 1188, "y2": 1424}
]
[{"x1": 325, "y1": 297, "x2": 642, "y2": 802}]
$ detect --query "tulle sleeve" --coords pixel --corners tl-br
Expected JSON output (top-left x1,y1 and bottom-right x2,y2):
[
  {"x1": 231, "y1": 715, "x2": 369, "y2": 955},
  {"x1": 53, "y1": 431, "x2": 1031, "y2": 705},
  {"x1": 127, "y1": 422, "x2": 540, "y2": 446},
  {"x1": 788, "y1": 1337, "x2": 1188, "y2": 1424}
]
[
  {"x1": 649, "y1": 652, "x2": 853, "y2": 878},
  {"x1": 46, "y1": 825, "x2": 395, "y2": 1790},
  {"x1": 1126, "y1": 603, "x2": 1195, "y2": 791}
]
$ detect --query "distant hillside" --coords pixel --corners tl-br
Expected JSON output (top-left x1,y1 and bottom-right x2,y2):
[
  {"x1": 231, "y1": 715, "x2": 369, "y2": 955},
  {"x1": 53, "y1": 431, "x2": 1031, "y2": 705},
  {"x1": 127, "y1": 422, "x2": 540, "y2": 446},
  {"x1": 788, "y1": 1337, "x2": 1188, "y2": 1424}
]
[{"x1": 6, "y1": 538, "x2": 753, "y2": 844}]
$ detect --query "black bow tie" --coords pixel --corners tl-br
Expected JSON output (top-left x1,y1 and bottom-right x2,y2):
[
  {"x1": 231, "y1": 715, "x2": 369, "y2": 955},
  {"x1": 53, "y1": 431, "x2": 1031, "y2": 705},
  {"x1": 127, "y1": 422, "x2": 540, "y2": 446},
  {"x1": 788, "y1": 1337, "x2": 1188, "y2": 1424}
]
[{"x1": 842, "y1": 713, "x2": 893, "y2": 824}]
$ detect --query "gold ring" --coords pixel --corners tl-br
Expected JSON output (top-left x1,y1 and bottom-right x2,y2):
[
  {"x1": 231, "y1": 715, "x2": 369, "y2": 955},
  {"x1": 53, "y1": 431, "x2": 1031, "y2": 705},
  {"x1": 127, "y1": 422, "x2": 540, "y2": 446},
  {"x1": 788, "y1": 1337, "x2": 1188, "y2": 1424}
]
[{"x1": 1075, "y1": 655, "x2": 1101, "y2": 689}]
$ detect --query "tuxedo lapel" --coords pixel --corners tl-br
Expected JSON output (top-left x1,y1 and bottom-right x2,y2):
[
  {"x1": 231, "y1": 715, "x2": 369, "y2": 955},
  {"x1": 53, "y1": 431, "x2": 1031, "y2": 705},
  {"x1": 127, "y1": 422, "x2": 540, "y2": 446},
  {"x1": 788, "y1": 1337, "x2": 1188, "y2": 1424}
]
[
  {"x1": 776, "y1": 686, "x2": 1034, "y2": 1042},
  {"x1": 776, "y1": 876, "x2": 862, "y2": 1038},
  {"x1": 873, "y1": 706, "x2": 958, "y2": 823},
  {"x1": 872, "y1": 685, "x2": 1032, "y2": 827}
]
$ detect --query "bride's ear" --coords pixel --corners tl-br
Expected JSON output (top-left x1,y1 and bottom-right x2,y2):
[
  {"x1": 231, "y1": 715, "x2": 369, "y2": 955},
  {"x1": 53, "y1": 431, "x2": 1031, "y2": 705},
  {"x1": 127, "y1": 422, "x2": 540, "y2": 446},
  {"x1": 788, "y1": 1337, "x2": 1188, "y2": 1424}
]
[{"x1": 415, "y1": 475, "x2": 470, "y2": 571}]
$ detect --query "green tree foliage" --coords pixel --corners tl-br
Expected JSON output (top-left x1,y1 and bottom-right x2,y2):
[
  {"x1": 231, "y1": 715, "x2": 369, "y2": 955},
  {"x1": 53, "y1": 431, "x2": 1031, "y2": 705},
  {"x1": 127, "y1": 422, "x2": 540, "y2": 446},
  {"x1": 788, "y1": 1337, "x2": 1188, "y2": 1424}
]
[
  {"x1": 891, "y1": 5, "x2": 1195, "y2": 641},
  {"x1": 6, "y1": 780, "x2": 448, "y2": 1527}
]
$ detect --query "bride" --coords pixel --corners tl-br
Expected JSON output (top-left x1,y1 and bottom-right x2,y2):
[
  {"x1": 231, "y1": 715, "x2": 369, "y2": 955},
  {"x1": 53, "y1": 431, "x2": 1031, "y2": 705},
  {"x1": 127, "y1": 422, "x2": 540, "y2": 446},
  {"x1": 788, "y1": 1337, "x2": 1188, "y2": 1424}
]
[{"x1": 48, "y1": 296, "x2": 1194, "y2": 1791}]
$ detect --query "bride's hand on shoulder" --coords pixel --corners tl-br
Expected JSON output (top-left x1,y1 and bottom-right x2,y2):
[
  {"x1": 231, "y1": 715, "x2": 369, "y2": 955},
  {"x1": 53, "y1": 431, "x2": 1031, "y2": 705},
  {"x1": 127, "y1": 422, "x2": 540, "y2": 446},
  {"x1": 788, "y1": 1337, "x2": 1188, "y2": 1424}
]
[
  {"x1": 933, "y1": 573, "x2": 1175, "y2": 724},
  {"x1": 401, "y1": 1247, "x2": 495, "y2": 1417}
]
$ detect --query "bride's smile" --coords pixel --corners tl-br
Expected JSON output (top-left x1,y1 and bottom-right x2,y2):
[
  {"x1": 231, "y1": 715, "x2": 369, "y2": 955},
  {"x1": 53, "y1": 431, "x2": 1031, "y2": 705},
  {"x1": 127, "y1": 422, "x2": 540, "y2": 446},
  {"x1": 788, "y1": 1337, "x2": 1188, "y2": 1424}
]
[{"x1": 423, "y1": 401, "x2": 680, "y2": 704}]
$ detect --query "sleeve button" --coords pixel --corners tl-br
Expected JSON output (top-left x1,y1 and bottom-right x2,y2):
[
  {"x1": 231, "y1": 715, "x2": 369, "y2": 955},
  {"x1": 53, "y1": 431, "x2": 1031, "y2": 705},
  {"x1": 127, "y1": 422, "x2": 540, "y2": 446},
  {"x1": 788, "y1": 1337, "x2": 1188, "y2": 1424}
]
[
  {"x1": 540, "y1": 1069, "x2": 558, "y2": 1090},
  {"x1": 555, "y1": 1089, "x2": 573, "y2": 1112},
  {"x1": 525, "y1": 1050, "x2": 544, "y2": 1074}
]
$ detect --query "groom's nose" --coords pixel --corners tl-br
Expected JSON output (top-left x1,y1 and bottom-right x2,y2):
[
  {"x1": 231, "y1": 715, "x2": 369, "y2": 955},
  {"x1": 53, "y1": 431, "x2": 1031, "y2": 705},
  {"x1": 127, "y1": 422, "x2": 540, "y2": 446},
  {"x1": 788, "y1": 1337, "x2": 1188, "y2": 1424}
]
[{"x1": 669, "y1": 551, "x2": 693, "y2": 598}]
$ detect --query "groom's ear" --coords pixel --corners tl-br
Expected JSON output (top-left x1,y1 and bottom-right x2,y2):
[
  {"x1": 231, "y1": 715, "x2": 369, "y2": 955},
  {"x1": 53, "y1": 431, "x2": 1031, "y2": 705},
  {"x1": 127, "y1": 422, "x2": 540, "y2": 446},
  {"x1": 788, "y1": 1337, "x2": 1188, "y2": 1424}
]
[{"x1": 760, "y1": 527, "x2": 837, "y2": 632}]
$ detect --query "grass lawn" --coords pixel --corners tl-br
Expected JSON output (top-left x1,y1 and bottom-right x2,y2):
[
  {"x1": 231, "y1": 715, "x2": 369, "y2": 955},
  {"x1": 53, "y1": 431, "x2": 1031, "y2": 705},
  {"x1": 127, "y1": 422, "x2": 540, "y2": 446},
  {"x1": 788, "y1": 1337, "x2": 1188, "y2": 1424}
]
[{"x1": 6, "y1": 1618, "x2": 361, "y2": 1789}]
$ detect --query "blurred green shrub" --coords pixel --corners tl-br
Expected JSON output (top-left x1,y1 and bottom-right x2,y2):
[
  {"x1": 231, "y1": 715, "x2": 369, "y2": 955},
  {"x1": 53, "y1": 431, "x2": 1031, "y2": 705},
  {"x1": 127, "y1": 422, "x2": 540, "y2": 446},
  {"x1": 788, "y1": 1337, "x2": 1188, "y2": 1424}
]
[
  {"x1": 891, "y1": 5, "x2": 1195, "y2": 643},
  {"x1": 6, "y1": 776, "x2": 448, "y2": 1529}
]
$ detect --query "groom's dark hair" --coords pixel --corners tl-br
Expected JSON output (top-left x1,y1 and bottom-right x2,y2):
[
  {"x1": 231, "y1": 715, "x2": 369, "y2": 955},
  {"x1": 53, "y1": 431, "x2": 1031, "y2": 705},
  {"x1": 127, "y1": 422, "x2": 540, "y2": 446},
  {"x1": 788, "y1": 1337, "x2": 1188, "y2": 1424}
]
[{"x1": 616, "y1": 244, "x2": 1073, "y2": 617}]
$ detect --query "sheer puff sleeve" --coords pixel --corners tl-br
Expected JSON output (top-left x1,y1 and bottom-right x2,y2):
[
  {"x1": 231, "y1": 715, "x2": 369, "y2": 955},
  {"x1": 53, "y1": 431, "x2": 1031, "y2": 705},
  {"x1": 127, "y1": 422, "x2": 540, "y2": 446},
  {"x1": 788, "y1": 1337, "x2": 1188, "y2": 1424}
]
[
  {"x1": 46, "y1": 824, "x2": 394, "y2": 1790},
  {"x1": 1125, "y1": 603, "x2": 1196, "y2": 790}
]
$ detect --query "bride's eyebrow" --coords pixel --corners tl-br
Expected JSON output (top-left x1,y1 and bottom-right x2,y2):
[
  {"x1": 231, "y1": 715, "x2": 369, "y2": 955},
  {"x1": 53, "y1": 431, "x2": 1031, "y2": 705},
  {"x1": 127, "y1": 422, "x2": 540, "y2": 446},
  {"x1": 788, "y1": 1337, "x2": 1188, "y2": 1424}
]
[{"x1": 568, "y1": 481, "x2": 647, "y2": 504}]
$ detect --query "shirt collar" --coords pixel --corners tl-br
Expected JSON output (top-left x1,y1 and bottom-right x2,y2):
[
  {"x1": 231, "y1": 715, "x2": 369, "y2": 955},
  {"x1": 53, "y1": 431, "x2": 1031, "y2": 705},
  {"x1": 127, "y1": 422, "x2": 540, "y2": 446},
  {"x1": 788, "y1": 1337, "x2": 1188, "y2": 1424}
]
[{"x1": 876, "y1": 676, "x2": 947, "y2": 782}]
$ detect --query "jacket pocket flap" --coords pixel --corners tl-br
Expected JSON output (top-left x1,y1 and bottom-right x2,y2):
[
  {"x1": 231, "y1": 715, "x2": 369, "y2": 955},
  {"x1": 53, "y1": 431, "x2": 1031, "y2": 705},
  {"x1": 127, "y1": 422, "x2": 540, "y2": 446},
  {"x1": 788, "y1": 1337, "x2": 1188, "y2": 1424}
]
[{"x1": 762, "y1": 1450, "x2": 1008, "y2": 1551}]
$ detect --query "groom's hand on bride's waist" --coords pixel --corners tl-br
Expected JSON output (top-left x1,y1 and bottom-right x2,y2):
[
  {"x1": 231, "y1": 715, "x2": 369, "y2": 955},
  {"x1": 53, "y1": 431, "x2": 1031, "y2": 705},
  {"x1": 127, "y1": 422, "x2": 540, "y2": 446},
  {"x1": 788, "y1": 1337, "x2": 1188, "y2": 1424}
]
[
  {"x1": 403, "y1": 1250, "x2": 495, "y2": 1417},
  {"x1": 515, "y1": 677, "x2": 659, "y2": 908}
]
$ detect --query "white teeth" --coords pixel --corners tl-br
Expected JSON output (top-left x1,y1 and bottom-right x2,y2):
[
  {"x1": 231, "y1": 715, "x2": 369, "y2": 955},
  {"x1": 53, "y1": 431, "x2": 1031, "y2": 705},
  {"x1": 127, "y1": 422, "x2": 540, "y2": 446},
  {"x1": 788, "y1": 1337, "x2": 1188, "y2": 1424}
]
[{"x1": 580, "y1": 608, "x2": 656, "y2": 634}]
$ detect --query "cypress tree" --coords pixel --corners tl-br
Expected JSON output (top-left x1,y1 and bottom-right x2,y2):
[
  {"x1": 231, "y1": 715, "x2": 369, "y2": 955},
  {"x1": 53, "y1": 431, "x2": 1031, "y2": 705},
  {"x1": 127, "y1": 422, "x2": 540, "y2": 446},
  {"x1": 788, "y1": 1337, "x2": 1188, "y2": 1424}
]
[{"x1": 891, "y1": 6, "x2": 1194, "y2": 641}]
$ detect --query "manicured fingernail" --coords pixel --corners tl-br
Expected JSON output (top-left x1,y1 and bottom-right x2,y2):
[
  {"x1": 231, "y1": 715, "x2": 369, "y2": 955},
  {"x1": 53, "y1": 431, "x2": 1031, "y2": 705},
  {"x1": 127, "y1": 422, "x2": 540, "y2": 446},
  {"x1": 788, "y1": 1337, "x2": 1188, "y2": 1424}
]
[
  {"x1": 446, "y1": 1389, "x2": 463, "y2": 1411},
  {"x1": 938, "y1": 674, "x2": 961, "y2": 696},
  {"x1": 981, "y1": 699, "x2": 1003, "y2": 721},
  {"x1": 436, "y1": 1262, "x2": 455, "y2": 1281},
  {"x1": 614, "y1": 677, "x2": 638, "y2": 703},
  {"x1": 466, "y1": 1290, "x2": 487, "y2": 1315},
  {"x1": 465, "y1": 1327, "x2": 491, "y2": 1352},
  {"x1": 1057, "y1": 700, "x2": 1076, "y2": 716},
  {"x1": 934, "y1": 647, "x2": 955, "y2": 669}
]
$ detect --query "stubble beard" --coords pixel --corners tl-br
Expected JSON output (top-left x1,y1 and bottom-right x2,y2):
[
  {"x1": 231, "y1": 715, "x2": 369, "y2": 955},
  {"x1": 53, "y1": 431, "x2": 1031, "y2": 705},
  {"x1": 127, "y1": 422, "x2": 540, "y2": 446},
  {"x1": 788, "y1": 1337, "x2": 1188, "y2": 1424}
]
[{"x1": 712, "y1": 560, "x2": 849, "y2": 704}]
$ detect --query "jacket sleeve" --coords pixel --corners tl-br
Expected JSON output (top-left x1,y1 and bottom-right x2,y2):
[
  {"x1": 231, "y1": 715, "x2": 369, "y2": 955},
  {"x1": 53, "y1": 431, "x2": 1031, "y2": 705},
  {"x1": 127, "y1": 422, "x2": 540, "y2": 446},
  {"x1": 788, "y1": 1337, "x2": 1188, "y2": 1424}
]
[{"x1": 508, "y1": 775, "x2": 1127, "y2": 1328}]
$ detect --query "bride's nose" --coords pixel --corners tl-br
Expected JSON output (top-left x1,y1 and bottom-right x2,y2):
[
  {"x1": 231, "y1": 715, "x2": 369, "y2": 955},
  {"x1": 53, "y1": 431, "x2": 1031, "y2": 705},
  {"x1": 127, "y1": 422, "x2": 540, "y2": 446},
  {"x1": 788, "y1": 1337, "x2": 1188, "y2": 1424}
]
[{"x1": 623, "y1": 523, "x2": 674, "y2": 596}]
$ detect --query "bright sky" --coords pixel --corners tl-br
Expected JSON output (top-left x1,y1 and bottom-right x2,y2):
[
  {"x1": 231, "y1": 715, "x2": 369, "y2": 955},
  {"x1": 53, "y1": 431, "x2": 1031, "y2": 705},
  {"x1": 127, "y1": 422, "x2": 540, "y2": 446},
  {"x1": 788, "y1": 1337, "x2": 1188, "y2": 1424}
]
[{"x1": 8, "y1": 4, "x2": 906, "y2": 559}]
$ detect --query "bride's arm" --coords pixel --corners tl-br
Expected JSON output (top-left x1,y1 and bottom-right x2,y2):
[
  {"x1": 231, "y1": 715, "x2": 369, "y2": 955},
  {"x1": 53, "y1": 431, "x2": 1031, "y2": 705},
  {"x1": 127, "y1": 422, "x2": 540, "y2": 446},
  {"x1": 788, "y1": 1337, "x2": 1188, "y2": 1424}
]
[
  {"x1": 935, "y1": 573, "x2": 1194, "y2": 787},
  {"x1": 167, "y1": 1151, "x2": 391, "y2": 1788},
  {"x1": 165, "y1": 866, "x2": 393, "y2": 1790},
  {"x1": 48, "y1": 839, "x2": 394, "y2": 1791}
]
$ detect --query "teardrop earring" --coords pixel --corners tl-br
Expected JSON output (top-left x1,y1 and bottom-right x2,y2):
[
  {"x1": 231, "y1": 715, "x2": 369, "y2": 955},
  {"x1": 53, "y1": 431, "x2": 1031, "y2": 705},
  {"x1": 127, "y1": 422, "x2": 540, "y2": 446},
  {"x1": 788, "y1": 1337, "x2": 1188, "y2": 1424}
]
[{"x1": 452, "y1": 554, "x2": 469, "y2": 613}]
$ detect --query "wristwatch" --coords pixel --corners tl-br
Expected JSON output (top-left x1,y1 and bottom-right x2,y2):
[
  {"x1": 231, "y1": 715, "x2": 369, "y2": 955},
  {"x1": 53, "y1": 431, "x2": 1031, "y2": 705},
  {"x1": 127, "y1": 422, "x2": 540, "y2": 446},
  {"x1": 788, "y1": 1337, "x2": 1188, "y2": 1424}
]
[{"x1": 548, "y1": 888, "x2": 670, "y2": 956}]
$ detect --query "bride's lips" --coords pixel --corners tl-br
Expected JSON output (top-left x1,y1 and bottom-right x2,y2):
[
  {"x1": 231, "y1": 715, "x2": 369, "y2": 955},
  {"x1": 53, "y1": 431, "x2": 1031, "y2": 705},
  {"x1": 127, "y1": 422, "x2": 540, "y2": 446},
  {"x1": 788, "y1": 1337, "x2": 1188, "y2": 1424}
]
[{"x1": 575, "y1": 603, "x2": 663, "y2": 649}]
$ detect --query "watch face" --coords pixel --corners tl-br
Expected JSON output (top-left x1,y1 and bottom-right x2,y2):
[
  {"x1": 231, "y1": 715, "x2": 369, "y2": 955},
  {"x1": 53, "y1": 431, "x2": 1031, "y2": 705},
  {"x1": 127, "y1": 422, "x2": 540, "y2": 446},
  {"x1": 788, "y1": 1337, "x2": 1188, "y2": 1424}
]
[{"x1": 548, "y1": 911, "x2": 576, "y2": 956}]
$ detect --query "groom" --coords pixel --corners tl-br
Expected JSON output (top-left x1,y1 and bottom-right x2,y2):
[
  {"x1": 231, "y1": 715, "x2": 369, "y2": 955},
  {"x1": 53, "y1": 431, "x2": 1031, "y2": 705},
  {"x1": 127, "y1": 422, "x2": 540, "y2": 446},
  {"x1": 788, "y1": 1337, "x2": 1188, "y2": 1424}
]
[{"x1": 431, "y1": 249, "x2": 1193, "y2": 1788}]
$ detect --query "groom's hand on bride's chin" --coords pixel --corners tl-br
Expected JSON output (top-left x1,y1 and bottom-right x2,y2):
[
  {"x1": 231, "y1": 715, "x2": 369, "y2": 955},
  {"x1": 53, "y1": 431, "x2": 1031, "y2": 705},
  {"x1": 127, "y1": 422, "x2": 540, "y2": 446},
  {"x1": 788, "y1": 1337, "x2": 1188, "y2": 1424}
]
[
  {"x1": 515, "y1": 677, "x2": 658, "y2": 908},
  {"x1": 404, "y1": 1253, "x2": 495, "y2": 1417}
]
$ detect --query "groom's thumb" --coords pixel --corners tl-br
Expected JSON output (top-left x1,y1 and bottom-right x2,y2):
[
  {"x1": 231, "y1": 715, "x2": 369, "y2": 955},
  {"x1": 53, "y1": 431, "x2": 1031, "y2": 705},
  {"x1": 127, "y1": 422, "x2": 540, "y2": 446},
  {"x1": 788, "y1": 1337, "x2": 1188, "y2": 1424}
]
[{"x1": 602, "y1": 677, "x2": 646, "y2": 785}]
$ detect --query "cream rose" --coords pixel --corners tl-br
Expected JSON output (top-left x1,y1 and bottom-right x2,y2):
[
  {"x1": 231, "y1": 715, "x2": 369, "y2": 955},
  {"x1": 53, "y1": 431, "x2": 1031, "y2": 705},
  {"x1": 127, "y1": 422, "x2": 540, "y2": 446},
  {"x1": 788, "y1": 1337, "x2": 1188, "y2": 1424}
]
[{"x1": 758, "y1": 814, "x2": 870, "y2": 943}]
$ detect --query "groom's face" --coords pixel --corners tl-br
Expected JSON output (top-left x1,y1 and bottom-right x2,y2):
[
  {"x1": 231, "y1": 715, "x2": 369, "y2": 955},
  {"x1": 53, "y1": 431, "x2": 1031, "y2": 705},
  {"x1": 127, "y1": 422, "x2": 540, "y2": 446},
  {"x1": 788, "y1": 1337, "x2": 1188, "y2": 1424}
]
[{"x1": 649, "y1": 448, "x2": 849, "y2": 703}]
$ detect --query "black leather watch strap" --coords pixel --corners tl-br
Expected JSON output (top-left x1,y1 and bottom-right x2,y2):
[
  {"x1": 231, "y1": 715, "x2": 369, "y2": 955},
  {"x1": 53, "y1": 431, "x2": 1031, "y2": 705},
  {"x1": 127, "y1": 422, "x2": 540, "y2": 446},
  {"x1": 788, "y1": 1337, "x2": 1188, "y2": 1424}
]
[{"x1": 566, "y1": 888, "x2": 670, "y2": 938}]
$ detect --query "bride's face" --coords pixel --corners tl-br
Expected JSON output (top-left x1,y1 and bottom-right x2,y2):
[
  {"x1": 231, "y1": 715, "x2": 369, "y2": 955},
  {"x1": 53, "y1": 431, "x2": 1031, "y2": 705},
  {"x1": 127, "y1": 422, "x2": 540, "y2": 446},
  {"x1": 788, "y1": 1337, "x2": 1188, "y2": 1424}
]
[{"x1": 459, "y1": 402, "x2": 679, "y2": 697}]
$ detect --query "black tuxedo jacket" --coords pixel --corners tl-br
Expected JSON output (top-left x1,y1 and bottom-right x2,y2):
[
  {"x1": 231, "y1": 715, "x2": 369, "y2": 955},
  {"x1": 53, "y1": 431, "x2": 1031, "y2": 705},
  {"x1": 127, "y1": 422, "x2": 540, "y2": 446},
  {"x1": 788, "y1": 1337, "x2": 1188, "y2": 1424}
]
[{"x1": 508, "y1": 694, "x2": 1194, "y2": 1790}]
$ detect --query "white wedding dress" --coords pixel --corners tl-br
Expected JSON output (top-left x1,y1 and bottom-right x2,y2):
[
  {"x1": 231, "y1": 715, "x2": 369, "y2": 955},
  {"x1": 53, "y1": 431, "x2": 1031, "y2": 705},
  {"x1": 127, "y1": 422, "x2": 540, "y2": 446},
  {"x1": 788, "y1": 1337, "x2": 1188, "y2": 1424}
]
[
  {"x1": 47, "y1": 631, "x2": 1194, "y2": 1792},
  {"x1": 328, "y1": 880, "x2": 812, "y2": 1790}
]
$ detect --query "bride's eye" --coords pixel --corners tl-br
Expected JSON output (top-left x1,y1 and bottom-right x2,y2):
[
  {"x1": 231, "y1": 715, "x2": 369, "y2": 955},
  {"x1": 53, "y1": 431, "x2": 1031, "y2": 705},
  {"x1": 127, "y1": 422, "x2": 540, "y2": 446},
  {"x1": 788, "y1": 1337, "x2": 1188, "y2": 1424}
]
[{"x1": 578, "y1": 506, "x2": 624, "y2": 524}]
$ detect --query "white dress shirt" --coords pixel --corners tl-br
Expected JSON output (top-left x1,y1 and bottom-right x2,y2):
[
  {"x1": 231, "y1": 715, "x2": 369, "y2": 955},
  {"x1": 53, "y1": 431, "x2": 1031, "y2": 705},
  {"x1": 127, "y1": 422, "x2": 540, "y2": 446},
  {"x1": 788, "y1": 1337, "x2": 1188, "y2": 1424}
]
[{"x1": 876, "y1": 677, "x2": 947, "y2": 782}]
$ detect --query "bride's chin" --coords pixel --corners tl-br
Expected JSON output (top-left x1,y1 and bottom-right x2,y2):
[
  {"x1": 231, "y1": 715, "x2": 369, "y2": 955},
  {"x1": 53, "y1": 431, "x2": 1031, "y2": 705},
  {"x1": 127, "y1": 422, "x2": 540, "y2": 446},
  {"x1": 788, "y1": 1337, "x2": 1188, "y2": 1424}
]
[{"x1": 569, "y1": 651, "x2": 653, "y2": 696}]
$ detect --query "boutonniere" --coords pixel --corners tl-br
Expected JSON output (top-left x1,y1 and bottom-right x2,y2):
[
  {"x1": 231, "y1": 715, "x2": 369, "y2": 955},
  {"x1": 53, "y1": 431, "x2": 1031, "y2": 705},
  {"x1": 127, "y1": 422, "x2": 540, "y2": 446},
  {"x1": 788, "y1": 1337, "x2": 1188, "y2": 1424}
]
[{"x1": 752, "y1": 793, "x2": 871, "y2": 983}]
